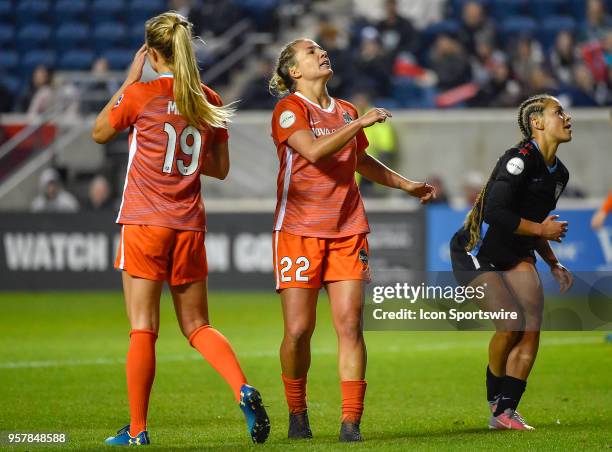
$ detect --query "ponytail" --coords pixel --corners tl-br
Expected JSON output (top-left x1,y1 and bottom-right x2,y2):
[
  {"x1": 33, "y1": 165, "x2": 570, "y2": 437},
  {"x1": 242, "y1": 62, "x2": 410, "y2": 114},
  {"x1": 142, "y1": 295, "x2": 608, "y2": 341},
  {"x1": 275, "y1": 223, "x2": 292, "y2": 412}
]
[
  {"x1": 463, "y1": 182, "x2": 490, "y2": 252},
  {"x1": 145, "y1": 12, "x2": 234, "y2": 129}
]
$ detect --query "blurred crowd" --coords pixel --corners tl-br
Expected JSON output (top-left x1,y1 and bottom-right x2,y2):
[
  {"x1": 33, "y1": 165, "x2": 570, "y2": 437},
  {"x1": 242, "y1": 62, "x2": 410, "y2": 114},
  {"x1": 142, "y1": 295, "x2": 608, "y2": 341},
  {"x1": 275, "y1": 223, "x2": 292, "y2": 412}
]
[
  {"x1": 240, "y1": 0, "x2": 612, "y2": 109},
  {"x1": 0, "y1": 0, "x2": 607, "y2": 209},
  {"x1": 0, "y1": 0, "x2": 295, "y2": 114},
  {"x1": 2, "y1": 0, "x2": 611, "y2": 114},
  {"x1": 30, "y1": 168, "x2": 116, "y2": 213}
]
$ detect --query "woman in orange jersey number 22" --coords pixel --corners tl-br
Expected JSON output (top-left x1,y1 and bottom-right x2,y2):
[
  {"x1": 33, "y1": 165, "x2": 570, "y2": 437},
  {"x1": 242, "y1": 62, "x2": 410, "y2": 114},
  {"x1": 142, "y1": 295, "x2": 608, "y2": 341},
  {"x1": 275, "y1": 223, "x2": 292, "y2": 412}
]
[
  {"x1": 92, "y1": 12, "x2": 270, "y2": 447},
  {"x1": 269, "y1": 38, "x2": 435, "y2": 442}
]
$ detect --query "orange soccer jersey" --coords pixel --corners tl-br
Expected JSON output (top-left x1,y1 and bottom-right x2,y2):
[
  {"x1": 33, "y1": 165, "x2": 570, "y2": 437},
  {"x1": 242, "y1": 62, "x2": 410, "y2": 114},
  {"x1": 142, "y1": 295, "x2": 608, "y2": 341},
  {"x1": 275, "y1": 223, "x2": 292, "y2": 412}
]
[
  {"x1": 109, "y1": 75, "x2": 228, "y2": 231},
  {"x1": 270, "y1": 92, "x2": 370, "y2": 238}
]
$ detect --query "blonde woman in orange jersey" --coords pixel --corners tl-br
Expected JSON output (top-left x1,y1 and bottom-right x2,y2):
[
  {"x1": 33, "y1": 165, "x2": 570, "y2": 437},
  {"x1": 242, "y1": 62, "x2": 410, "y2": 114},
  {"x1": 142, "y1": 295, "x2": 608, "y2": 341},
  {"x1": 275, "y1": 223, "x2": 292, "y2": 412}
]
[
  {"x1": 269, "y1": 38, "x2": 435, "y2": 442},
  {"x1": 92, "y1": 12, "x2": 269, "y2": 446}
]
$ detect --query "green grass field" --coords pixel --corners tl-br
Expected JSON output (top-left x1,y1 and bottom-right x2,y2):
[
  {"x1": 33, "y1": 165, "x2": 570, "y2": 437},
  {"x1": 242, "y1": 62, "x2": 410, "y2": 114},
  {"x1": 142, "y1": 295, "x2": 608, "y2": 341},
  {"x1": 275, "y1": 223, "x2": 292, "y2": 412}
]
[{"x1": 0, "y1": 292, "x2": 610, "y2": 451}]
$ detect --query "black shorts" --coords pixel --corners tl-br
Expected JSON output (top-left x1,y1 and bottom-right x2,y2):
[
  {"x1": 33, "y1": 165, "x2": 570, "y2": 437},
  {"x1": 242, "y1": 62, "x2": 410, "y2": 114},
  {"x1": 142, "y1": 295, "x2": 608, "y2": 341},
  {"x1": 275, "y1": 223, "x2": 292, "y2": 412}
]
[{"x1": 449, "y1": 230, "x2": 497, "y2": 286}]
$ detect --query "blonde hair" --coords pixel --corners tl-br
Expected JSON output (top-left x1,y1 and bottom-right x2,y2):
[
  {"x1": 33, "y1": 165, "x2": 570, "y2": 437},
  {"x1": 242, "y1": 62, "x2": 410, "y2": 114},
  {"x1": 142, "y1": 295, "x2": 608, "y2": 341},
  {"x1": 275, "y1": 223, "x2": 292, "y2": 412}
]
[
  {"x1": 268, "y1": 39, "x2": 306, "y2": 97},
  {"x1": 145, "y1": 11, "x2": 234, "y2": 129},
  {"x1": 463, "y1": 94, "x2": 555, "y2": 251}
]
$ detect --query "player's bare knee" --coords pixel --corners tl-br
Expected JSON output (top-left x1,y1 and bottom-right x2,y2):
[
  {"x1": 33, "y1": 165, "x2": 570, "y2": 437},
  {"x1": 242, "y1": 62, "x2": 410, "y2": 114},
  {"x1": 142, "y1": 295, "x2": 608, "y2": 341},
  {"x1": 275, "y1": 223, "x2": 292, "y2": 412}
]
[
  {"x1": 497, "y1": 313, "x2": 523, "y2": 333},
  {"x1": 522, "y1": 313, "x2": 543, "y2": 332},
  {"x1": 335, "y1": 320, "x2": 363, "y2": 344},
  {"x1": 181, "y1": 319, "x2": 210, "y2": 338},
  {"x1": 284, "y1": 323, "x2": 314, "y2": 347},
  {"x1": 495, "y1": 329, "x2": 522, "y2": 345}
]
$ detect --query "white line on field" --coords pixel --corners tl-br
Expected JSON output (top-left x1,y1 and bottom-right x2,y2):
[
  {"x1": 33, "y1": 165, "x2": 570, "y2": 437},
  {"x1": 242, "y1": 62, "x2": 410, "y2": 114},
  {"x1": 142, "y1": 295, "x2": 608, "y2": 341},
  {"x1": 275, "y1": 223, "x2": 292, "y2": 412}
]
[{"x1": 0, "y1": 336, "x2": 603, "y2": 369}]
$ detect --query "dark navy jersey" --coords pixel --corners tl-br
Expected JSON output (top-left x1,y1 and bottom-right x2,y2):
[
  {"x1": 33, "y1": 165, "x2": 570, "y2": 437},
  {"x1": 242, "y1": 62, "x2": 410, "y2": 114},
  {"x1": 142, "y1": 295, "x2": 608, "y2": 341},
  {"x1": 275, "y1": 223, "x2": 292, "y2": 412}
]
[{"x1": 470, "y1": 140, "x2": 569, "y2": 268}]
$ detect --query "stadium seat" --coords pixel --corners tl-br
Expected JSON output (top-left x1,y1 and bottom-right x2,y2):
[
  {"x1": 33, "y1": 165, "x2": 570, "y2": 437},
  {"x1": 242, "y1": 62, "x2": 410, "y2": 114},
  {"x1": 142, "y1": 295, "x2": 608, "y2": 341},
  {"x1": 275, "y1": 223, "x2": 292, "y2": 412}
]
[
  {"x1": 17, "y1": 23, "x2": 52, "y2": 52},
  {"x1": 55, "y1": 23, "x2": 90, "y2": 51},
  {"x1": 103, "y1": 48, "x2": 135, "y2": 70},
  {"x1": 421, "y1": 19, "x2": 461, "y2": 41},
  {"x1": 392, "y1": 77, "x2": 436, "y2": 109},
  {"x1": 53, "y1": 0, "x2": 89, "y2": 24},
  {"x1": 539, "y1": 16, "x2": 577, "y2": 49},
  {"x1": 130, "y1": 23, "x2": 146, "y2": 48},
  {"x1": 568, "y1": 0, "x2": 587, "y2": 21},
  {"x1": 498, "y1": 16, "x2": 538, "y2": 42},
  {"x1": 57, "y1": 49, "x2": 94, "y2": 70},
  {"x1": 0, "y1": 50, "x2": 19, "y2": 71},
  {"x1": 126, "y1": 0, "x2": 165, "y2": 25},
  {"x1": 91, "y1": 0, "x2": 125, "y2": 23},
  {"x1": 531, "y1": 0, "x2": 571, "y2": 18},
  {"x1": 16, "y1": 0, "x2": 51, "y2": 25},
  {"x1": 0, "y1": 74, "x2": 21, "y2": 94},
  {"x1": 450, "y1": 0, "x2": 493, "y2": 20},
  {"x1": 0, "y1": 23, "x2": 14, "y2": 48},
  {"x1": 92, "y1": 22, "x2": 127, "y2": 52},
  {"x1": 22, "y1": 49, "x2": 56, "y2": 75},
  {"x1": 0, "y1": 0, "x2": 12, "y2": 22},
  {"x1": 233, "y1": 0, "x2": 280, "y2": 31},
  {"x1": 490, "y1": 0, "x2": 529, "y2": 21}
]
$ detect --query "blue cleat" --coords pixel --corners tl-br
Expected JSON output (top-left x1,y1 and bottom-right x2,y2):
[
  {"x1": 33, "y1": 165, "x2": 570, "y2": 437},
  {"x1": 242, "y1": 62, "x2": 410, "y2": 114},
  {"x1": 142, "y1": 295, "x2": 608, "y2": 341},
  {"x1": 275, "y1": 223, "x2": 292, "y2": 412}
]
[
  {"x1": 104, "y1": 424, "x2": 150, "y2": 446},
  {"x1": 239, "y1": 384, "x2": 271, "y2": 444}
]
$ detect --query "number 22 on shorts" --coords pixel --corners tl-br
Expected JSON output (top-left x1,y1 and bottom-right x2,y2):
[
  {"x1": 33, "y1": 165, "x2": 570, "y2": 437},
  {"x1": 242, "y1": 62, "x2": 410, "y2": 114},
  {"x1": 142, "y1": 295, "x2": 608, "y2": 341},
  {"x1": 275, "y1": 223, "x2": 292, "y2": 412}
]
[{"x1": 279, "y1": 256, "x2": 310, "y2": 282}]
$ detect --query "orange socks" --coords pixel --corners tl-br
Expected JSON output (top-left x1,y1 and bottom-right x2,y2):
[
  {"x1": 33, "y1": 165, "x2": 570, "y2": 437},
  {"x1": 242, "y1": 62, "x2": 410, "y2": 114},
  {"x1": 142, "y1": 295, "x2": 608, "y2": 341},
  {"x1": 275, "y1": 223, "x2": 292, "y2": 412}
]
[
  {"x1": 189, "y1": 325, "x2": 247, "y2": 401},
  {"x1": 341, "y1": 380, "x2": 367, "y2": 423},
  {"x1": 126, "y1": 329, "x2": 157, "y2": 437},
  {"x1": 282, "y1": 374, "x2": 308, "y2": 414}
]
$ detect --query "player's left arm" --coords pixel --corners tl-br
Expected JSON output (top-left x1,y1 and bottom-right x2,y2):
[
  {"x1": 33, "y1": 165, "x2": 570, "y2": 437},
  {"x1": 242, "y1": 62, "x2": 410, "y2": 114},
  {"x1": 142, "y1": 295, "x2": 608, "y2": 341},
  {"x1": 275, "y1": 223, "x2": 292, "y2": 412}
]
[
  {"x1": 356, "y1": 151, "x2": 435, "y2": 204},
  {"x1": 535, "y1": 238, "x2": 573, "y2": 293},
  {"x1": 201, "y1": 140, "x2": 229, "y2": 179},
  {"x1": 200, "y1": 87, "x2": 230, "y2": 179}
]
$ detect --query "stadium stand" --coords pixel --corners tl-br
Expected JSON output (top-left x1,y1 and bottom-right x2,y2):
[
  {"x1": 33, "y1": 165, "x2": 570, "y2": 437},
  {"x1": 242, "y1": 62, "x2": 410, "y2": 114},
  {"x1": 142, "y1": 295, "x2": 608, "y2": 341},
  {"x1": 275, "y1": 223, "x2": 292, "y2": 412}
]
[{"x1": 0, "y1": 0, "x2": 609, "y2": 210}]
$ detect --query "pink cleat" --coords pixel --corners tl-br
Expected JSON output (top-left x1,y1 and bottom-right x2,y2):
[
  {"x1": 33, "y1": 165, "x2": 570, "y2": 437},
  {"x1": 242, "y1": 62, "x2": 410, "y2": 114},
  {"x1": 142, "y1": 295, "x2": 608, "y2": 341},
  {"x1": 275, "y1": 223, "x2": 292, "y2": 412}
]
[{"x1": 489, "y1": 409, "x2": 534, "y2": 430}]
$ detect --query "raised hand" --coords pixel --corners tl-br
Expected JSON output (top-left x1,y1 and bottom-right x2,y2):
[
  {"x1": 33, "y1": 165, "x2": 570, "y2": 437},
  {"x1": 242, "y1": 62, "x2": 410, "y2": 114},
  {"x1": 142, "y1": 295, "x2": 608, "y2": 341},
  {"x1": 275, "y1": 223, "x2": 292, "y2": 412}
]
[
  {"x1": 404, "y1": 181, "x2": 436, "y2": 204},
  {"x1": 359, "y1": 108, "x2": 392, "y2": 128},
  {"x1": 541, "y1": 215, "x2": 568, "y2": 242},
  {"x1": 126, "y1": 44, "x2": 148, "y2": 85}
]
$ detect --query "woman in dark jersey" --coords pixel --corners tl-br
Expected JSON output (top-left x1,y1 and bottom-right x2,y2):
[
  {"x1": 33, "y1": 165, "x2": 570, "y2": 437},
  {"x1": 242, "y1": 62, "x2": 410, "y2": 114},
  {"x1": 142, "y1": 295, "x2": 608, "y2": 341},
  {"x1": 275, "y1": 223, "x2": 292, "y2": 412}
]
[{"x1": 449, "y1": 94, "x2": 573, "y2": 430}]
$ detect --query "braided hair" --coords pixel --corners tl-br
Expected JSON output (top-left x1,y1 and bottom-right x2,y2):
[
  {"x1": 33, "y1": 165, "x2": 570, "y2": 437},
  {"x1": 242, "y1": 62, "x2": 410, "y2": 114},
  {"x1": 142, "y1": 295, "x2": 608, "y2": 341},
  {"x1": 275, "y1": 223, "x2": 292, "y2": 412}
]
[
  {"x1": 463, "y1": 94, "x2": 555, "y2": 251},
  {"x1": 517, "y1": 94, "x2": 555, "y2": 145},
  {"x1": 268, "y1": 39, "x2": 306, "y2": 98}
]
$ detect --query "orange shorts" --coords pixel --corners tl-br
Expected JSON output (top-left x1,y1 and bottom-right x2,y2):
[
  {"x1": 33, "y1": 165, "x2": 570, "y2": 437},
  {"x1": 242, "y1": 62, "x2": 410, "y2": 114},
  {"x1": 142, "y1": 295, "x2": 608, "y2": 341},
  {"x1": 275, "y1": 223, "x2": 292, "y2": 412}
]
[
  {"x1": 272, "y1": 231, "x2": 370, "y2": 290},
  {"x1": 115, "y1": 224, "x2": 208, "y2": 286}
]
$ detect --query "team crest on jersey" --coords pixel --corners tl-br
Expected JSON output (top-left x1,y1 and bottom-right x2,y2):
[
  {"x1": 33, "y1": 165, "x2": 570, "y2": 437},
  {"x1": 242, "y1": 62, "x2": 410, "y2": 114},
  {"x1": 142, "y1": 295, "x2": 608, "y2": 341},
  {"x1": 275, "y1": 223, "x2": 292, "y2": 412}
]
[
  {"x1": 279, "y1": 110, "x2": 296, "y2": 128},
  {"x1": 113, "y1": 94, "x2": 124, "y2": 108},
  {"x1": 506, "y1": 157, "x2": 524, "y2": 175},
  {"x1": 343, "y1": 111, "x2": 353, "y2": 124},
  {"x1": 359, "y1": 248, "x2": 368, "y2": 265},
  {"x1": 554, "y1": 182, "x2": 564, "y2": 200}
]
